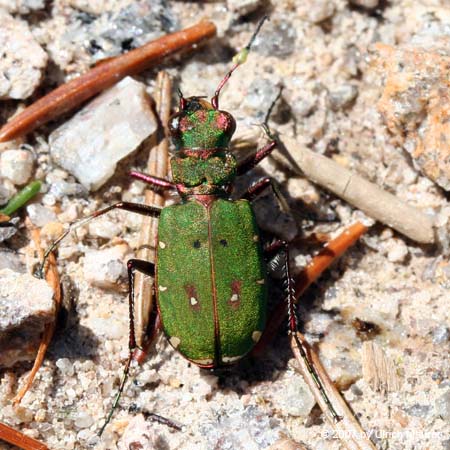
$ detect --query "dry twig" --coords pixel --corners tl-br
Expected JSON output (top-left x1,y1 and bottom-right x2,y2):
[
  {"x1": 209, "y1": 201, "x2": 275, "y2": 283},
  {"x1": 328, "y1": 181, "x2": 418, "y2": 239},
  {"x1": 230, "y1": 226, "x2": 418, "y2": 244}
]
[
  {"x1": 0, "y1": 21, "x2": 216, "y2": 142},
  {"x1": 0, "y1": 421, "x2": 48, "y2": 450},
  {"x1": 291, "y1": 333, "x2": 377, "y2": 450},
  {"x1": 361, "y1": 341, "x2": 401, "y2": 394},
  {"x1": 280, "y1": 136, "x2": 435, "y2": 244},
  {"x1": 13, "y1": 219, "x2": 61, "y2": 405},
  {"x1": 133, "y1": 72, "x2": 171, "y2": 348}
]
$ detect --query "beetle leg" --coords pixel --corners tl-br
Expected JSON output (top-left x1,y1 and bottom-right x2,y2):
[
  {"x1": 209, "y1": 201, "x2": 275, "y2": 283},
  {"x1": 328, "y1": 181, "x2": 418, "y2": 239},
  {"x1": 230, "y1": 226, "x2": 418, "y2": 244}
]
[
  {"x1": 252, "y1": 223, "x2": 368, "y2": 420},
  {"x1": 242, "y1": 177, "x2": 290, "y2": 213},
  {"x1": 132, "y1": 306, "x2": 161, "y2": 364},
  {"x1": 40, "y1": 201, "x2": 161, "y2": 277},
  {"x1": 236, "y1": 91, "x2": 281, "y2": 176},
  {"x1": 126, "y1": 259, "x2": 155, "y2": 351},
  {"x1": 266, "y1": 240, "x2": 343, "y2": 420},
  {"x1": 254, "y1": 222, "x2": 367, "y2": 355},
  {"x1": 99, "y1": 259, "x2": 155, "y2": 436},
  {"x1": 129, "y1": 170, "x2": 176, "y2": 191},
  {"x1": 236, "y1": 140, "x2": 277, "y2": 175}
]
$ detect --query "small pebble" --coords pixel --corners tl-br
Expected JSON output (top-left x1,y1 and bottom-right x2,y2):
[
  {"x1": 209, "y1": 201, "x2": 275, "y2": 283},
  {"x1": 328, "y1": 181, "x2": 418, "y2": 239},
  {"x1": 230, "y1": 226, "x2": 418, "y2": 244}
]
[
  {"x1": 88, "y1": 317, "x2": 127, "y2": 340},
  {"x1": 26, "y1": 204, "x2": 57, "y2": 227},
  {"x1": 374, "y1": 41, "x2": 450, "y2": 190},
  {"x1": 227, "y1": 0, "x2": 262, "y2": 17},
  {"x1": 49, "y1": 180, "x2": 86, "y2": 200},
  {"x1": 404, "y1": 404, "x2": 431, "y2": 418},
  {"x1": 242, "y1": 78, "x2": 282, "y2": 121},
  {"x1": 56, "y1": 358, "x2": 75, "y2": 377},
  {"x1": 0, "y1": 0, "x2": 46, "y2": 14},
  {"x1": 0, "y1": 217, "x2": 19, "y2": 243},
  {"x1": 136, "y1": 369, "x2": 159, "y2": 386},
  {"x1": 0, "y1": 182, "x2": 16, "y2": 205},
  {"x1": 386, "y1": 239, "x2": 409, "y2": 263},
  {"x1": 435, "y1": 391, "x2": 450, "y2": 420},
  {"x1": 432, "y1": 326, "x2": 450, "y2": 344},
  {"x1": 77, "y1": 429, "x2": 94, "y2": 442},
  {"x1": 329, "y1": 84, "x2": 358, "y2": 111},
  {"x1": 83, "y1": 244, "x2": 131, "y2": 288},
  {"x1": 299, "y1": 0, "x2": 335, "y2": 23},
  {"x1": 0, "y1": 150, "x2": 34, "y2": 185},
  {"x1": 253, "y1": 19, "x2": 297, "y2": 57},
  {"x1": 40, "y1": 222, "x2": 64, "y2": 241},
  {"x1": 0, "y1": 249, "x2": 24, "y2": 272},
  {"x1": 74, "y1": 411, "x2": 94, "y2": 429},
  {"x1": 273, "y1": 374, "x2": 316, "y2": 417},
  {"x1": 0, "y1": 269, "x2": 54, "y2": 367},
  {"x1": 118, "y1": 415, "x2": 160, "y2": 450},
  {"x1": 88, "y1": 0, "x2": 178, "y2": 60},
  {"x1": 88, "y1": 217, "x2": 122, "y2": 240},
  {"x1": 34, "y1": 409, "x2": 46, "y2": 422},
  {"x1": 57, "y1": 203, "x2": 79, "y2": 223}
]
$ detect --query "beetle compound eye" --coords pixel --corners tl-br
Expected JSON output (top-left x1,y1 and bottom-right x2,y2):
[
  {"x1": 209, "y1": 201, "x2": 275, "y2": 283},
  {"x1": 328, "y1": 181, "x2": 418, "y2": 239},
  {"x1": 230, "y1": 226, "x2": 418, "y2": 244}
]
[
  {"x1": 169, "y1": 115, "x2": 180, "y2": 131},
  {"x1": 219, "y1": 239, "x2": 228, "y2": 247},
  {"x1": 193, "y1": 240, "x2": 201, "y2": 248}
]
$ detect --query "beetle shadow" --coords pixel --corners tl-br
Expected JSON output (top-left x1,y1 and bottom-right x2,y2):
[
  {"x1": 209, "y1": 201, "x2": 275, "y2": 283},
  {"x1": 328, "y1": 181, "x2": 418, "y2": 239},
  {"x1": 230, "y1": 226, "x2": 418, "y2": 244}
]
[{"x1": 43, "y1": 277, "x2": 101, "y2": 362}]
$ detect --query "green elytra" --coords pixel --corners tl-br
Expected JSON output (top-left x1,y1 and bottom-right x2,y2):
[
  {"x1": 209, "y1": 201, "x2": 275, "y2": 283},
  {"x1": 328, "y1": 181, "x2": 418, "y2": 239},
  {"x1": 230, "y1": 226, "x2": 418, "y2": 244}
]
[{"x1": 157, "y1": 98, "x2": 267, "y2": 367}]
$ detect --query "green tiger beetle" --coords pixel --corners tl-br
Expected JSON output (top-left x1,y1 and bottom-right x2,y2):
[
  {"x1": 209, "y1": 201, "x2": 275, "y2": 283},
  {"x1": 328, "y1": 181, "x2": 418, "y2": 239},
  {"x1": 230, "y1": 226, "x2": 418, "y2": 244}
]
[{"x1": 41, "y1": 17, "x2": 364, "y2": 439}]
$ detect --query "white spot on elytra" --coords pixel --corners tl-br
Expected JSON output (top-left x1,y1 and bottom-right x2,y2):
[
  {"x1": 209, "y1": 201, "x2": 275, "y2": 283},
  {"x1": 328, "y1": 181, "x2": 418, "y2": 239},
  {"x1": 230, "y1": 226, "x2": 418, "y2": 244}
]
[
  {"x1": 159, "y1": 285, "x2": 167, "y2": 291},
  {"x1": 253, "y1": 235, "x2": 259, "y2": 242},
  {"x1": 256, "y1": 279, "x2": 265, "y2": 285},
  {"x1": 190, "y1": 297, "x2": 198, "y2": 305},
  {"x1": 252, "y1": 331, "x2": 262, "y2": 343},
  {"x1": 222, "y1": 355, "x2": 242, "y2": 363},
  {"x1": 230, "y1": 294, "x2": 239, "y2": 302},
  {"x1": 169, "y1": 336, "x2": 180, "y2": 348},
  {"x1": 159, "y1": 241, "x2": 166, "y2": 249},
  {"x1": 191, "y1": 358, "x2": 213, "y2": 365}
]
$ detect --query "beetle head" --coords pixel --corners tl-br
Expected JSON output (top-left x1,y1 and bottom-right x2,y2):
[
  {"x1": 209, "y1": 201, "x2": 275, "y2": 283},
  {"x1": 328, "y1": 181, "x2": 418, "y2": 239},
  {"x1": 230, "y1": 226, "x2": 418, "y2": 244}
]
[{"x1": 169, "y1": 96, "x2": 236, "y2": 152}]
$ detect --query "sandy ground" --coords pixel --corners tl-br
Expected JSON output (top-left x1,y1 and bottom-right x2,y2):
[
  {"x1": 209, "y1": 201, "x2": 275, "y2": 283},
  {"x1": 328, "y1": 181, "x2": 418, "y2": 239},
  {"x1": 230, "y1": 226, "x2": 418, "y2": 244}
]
[{"x1": 0, "y1": 1, "x2": 449, "y2": 449}]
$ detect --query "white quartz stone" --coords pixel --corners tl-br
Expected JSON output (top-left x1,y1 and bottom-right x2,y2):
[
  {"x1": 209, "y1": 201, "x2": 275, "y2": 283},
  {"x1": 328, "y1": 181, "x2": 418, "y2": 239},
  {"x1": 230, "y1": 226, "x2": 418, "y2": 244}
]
[{"x1": 49, "y1": 77, "x2": 157, "y2": 191}]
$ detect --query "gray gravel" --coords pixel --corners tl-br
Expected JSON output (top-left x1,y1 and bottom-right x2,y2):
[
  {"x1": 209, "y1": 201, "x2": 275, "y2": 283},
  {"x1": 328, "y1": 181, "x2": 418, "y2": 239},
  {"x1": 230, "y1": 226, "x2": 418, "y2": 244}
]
[{"x1": 0, "y1": 1, "x2": 449, "y2": 450}]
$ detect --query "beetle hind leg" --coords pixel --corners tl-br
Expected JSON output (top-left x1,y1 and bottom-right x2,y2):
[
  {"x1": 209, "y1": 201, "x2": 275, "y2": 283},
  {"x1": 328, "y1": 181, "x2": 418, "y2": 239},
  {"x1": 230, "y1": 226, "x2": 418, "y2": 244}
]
[{"x1": 98, "y1": 259, "x2": 156, "y2": 436}]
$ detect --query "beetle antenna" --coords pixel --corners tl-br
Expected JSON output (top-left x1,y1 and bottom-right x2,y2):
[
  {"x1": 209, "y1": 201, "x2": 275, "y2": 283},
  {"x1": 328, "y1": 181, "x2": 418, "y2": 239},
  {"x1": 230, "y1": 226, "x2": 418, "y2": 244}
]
[
  {"x1": 211, "y1": 15, "x2": 269, "y2": 109},
  {"x1": 263, "y1": 85, "x2": 283, "y2": 129},
  {"x1": 177, "y1": 87, "x2": 187, "y2": 110}
]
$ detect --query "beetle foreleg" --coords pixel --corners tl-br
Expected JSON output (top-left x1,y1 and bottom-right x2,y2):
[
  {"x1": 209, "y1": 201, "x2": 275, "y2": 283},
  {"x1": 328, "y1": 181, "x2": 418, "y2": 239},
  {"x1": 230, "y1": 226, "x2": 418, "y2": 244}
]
[
  {"x1": 129, "y1": 170, "x2": 176, "y2": 191},
  {"x1": 236, "y1": 140, "x2": 277, "y2": 176}
]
